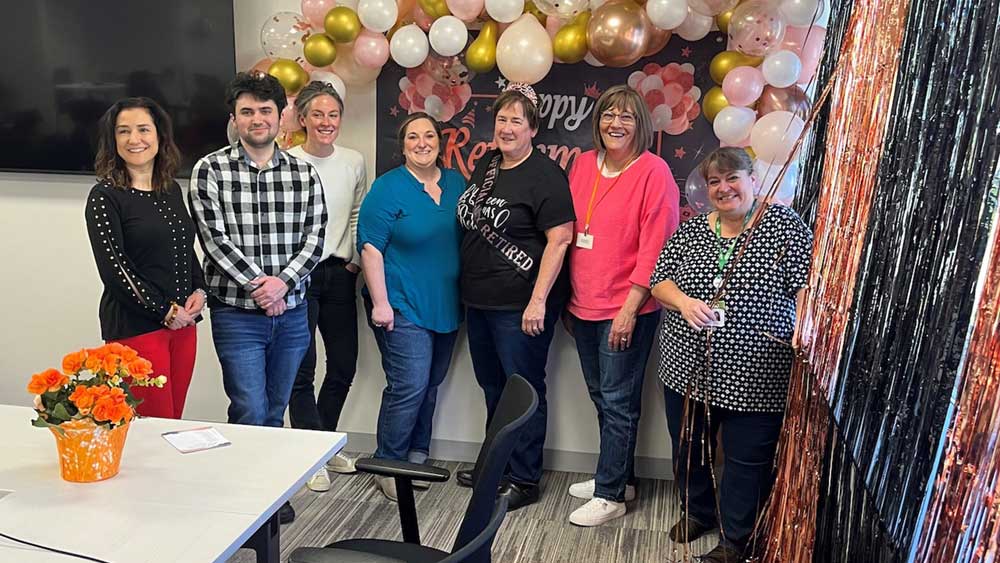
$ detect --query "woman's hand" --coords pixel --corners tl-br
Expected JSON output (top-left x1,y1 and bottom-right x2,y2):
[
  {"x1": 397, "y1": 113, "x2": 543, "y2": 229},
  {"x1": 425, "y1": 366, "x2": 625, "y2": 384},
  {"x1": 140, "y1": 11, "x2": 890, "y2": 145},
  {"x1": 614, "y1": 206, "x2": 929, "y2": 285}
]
[
  {"x1": 608, "y1": 308, "x2": 637, "y2": 351},
  {"x1": 345, "y1": 263, "x2": 361, "y2": 274},
  {"x1": 678, "y1": 296, "x2": 716, "y2": 331},
  {"x1": 184, "y1": 291, "x2": 206, "y2": 317},
  {"x1": 522, "y1": 301, "x2": 546, "y2": 336},
  {"x1": 167, "y1": 307, "x2": 195, "y2": 330},
  {"x1": 371, "y1": 303, "x2": 395, "y2": 331}
]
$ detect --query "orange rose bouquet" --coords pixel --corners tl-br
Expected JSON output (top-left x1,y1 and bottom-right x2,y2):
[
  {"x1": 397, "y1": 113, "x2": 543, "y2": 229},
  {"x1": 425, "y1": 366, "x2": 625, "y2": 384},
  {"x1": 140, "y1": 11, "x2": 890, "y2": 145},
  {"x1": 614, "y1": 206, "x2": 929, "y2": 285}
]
[{"x1": 28, "y1": 343, "x2": 166, "y2": 432}]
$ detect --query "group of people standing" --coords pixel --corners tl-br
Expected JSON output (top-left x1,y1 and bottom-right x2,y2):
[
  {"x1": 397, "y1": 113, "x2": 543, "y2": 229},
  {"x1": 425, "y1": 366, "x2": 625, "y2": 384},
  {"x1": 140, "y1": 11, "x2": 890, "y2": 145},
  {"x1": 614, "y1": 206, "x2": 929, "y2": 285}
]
[{"x1": 84, "y1": 70, "x2": 811, "y2": 563}]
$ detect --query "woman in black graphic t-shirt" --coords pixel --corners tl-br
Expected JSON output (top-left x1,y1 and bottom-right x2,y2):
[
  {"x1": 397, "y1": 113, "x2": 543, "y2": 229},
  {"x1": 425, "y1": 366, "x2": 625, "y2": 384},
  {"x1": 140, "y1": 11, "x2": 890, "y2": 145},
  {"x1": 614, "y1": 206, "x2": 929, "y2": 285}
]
[{"x1": 454, "y1": 83, "x2": 576, "y2": 510}]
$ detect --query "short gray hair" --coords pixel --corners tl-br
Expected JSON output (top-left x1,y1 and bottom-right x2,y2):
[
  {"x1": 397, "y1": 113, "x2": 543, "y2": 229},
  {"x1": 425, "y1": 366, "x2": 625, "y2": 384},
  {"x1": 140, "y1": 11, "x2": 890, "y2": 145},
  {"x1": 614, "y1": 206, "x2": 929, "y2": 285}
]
[{"x1": 294, "y1": 81, "x2": 345, "y2": 121}]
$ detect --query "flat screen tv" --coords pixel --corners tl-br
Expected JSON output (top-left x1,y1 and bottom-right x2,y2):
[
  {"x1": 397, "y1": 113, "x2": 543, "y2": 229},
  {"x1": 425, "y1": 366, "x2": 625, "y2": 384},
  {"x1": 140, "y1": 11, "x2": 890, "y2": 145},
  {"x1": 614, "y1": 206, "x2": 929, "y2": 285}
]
[{"x1": 0, "y1": 0, "x2": 236, "y2": 177}]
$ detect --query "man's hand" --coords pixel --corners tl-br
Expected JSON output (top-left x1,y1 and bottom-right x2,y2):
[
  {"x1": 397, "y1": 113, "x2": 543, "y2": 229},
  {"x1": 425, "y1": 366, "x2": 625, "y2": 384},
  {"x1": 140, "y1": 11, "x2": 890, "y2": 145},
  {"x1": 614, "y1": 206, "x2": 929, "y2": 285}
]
[
  {"x1": 264, "y1": 299, "x2": 287, "y2": 317},
  {"x1": 250, "y1": 276, "x2": 289, "y2": 309}
]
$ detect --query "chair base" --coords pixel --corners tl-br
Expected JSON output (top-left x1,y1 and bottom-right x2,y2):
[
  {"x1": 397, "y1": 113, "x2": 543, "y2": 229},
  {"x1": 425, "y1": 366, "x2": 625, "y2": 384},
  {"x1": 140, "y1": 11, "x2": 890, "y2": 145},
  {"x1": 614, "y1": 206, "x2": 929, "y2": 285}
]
[{"x1": 289, "y1": 539, "x2": 450, "y2": 563}]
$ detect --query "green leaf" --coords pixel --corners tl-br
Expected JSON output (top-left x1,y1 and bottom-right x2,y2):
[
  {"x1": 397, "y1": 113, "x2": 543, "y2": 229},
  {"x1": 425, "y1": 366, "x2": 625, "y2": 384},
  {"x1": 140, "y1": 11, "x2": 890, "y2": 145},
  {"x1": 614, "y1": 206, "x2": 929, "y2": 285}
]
[
  {"x1": 31, "y1": 417, "x2": 65, "y2": 435},
  {"x1": 51, "y1": 402, "x2": 72, "y2": 422}
]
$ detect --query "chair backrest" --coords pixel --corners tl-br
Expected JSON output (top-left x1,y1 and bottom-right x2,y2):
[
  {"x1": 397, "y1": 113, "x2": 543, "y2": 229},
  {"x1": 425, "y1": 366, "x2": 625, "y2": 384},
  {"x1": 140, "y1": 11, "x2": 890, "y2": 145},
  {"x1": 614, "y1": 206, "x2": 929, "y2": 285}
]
[
  {"x1": 450, "y1": 374, "x2": 538, "y2": 562},
  {"x1": 440, "y1": 496, "x2": 509, "y2": 563}
]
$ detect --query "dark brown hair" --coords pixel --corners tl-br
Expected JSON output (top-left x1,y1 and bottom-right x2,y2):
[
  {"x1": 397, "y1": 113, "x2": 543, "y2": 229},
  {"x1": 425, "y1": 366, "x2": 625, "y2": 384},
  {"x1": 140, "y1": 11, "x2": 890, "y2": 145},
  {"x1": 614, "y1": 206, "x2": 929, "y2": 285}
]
[
  {"x1": 492, "y1": 90, "x2": 540, "y2": 131},
  {"x1": 592, "y1": 85, "x2": 654, "y2": 158},
  {"x1": 225, "y1": 72, "x2": 287, "y2": 115},
  {"x1": 396, "y1": 112, "x2": 443, "y2": 163},
  {"x1": 698, "y1": 147, "x2": 755, "y2": 178},
  {"x1": 94, "y1": 97, "x2": 181, "y2": 192}
]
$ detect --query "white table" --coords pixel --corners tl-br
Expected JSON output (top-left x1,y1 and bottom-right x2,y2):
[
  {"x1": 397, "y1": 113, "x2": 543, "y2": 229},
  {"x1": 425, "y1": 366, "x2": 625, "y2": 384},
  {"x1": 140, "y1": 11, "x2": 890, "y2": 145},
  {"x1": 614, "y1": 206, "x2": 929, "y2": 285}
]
[{"x1": 0, "y1": 405, "x2": 346, "y2": 563}]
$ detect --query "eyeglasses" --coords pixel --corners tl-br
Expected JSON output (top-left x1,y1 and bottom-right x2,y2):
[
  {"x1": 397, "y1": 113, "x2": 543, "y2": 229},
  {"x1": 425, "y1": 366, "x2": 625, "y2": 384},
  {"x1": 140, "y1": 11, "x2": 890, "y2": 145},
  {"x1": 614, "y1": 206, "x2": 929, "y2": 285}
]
[{"x1": 599, "y1": 111, "x2": 637, "y2": 126}]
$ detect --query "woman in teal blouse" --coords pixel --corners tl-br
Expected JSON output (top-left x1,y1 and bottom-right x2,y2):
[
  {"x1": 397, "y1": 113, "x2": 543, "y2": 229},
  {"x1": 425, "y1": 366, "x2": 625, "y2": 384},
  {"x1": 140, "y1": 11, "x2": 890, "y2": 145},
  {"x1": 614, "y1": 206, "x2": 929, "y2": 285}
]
[{"x1": 357, "y1": 112, "x2": 464, "y2": 501}]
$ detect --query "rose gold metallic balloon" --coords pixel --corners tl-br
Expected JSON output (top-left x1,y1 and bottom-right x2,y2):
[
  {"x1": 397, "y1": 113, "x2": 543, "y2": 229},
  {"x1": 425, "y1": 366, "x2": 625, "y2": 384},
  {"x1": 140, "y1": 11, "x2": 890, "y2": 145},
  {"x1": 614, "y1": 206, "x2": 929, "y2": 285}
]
[
  {"x1": 643, "y1": 26, "x2": 671, "y2": 57},
  {"x1": 586, "y1": 0, "x2": 650, "y2": 68},
  {"x1": 758, "y1": 84, "x2": 811, "y2": 120}
]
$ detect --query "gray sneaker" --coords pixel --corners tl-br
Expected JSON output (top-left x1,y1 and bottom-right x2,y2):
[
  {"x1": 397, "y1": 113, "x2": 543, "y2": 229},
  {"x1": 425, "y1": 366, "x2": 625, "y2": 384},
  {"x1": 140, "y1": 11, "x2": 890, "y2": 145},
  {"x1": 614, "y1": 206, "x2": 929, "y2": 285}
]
[{"x1": 326, "y1": 452, "x2": 357, "y2": 474}]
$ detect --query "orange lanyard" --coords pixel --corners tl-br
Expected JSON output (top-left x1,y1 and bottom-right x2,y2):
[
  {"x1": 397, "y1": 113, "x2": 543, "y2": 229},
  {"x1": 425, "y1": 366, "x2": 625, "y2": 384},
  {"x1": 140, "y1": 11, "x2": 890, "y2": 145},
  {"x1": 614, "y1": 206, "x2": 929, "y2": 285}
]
[{"x1": 583, "y1": 154, "x2": 638, "y2": 234}]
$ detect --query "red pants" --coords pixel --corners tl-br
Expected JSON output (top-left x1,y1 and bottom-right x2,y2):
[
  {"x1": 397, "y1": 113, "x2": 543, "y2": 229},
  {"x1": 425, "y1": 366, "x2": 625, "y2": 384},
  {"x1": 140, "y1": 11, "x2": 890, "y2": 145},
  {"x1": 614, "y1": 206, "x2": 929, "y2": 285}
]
[{"x1": 110, "y1": 325, "x2": 197, "y2": 419}]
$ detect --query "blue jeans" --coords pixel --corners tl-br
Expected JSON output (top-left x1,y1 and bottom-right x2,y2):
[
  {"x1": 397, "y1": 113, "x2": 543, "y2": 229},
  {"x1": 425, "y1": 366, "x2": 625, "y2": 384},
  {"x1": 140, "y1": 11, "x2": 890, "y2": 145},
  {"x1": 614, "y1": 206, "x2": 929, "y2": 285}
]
[
  {"x1": 663, "y1": 386, "x2": 784, "y2": 549},
  {"x1": 366, "y1": 300, "x2": 458, "y2": 462},
  {"x1": 572, "y1": 311, "x2": 659, "y2": 502},
  {"x1": 211, "y1": 303, "x2": 311, "y2": 427},
  {"x1": 466, "y1": 303, "x2": 562, "y2": 485}
]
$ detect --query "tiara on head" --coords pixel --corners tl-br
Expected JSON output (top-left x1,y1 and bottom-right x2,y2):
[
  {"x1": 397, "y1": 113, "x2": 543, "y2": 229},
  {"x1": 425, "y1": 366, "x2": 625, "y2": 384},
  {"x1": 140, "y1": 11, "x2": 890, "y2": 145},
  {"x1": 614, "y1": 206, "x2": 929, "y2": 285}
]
[{"x1": 503, "y1": 82, "x2": 538, "y2": 107}]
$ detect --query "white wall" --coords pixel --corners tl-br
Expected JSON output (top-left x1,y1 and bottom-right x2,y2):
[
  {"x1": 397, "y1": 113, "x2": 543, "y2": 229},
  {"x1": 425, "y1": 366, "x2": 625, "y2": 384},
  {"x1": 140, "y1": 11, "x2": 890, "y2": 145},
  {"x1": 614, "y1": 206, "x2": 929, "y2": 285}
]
[{"x1": 0, "y1": 0, "x2": 672, "y2": 476}]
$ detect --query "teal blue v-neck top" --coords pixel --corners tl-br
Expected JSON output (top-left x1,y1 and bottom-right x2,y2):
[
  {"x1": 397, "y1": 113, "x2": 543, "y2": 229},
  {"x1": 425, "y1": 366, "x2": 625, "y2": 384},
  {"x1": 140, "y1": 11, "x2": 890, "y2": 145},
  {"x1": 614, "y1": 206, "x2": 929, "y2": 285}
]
[{"x1": 357, "y1": 165, "x2": 464, "y2": 333}]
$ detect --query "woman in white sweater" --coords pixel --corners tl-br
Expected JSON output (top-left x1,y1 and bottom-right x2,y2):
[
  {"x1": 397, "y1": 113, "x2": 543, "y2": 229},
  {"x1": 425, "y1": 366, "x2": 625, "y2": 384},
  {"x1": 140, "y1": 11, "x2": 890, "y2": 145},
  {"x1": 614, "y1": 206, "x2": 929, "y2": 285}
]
[{"x1": 285, "y1": 81, "x2": 369, "y2": 492}]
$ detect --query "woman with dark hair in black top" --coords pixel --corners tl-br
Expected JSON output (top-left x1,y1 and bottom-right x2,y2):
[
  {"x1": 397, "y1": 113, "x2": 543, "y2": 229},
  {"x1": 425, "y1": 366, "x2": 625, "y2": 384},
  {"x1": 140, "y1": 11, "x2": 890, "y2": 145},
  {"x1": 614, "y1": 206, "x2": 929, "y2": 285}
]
[{"x1": 85, "y1": 97, "x2": 206, "y2": 419}]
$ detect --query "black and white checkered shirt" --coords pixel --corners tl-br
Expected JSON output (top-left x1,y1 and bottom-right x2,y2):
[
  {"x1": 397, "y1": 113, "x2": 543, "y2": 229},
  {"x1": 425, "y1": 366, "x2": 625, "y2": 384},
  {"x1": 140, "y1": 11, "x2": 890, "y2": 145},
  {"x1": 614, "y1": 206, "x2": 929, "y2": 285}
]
[{"x1": 189, "y1": 143, "x2": 327, "y2": 310}]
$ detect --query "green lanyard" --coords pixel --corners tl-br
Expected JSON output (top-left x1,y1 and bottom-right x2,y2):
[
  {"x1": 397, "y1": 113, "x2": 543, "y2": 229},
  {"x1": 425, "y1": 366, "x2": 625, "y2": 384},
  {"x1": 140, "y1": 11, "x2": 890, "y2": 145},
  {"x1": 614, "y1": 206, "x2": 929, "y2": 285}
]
[{"x1": 714, "y1": 203, "x2": 756, "y2": 283}]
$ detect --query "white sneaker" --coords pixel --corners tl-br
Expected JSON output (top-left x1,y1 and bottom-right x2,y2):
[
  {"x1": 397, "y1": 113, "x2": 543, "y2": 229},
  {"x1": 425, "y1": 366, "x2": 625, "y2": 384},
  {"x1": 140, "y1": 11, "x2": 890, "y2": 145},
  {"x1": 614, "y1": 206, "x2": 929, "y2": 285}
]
[
  {"x1": 568, "y1": 479, "x2": 636, "y2": 502},
  {"x1": 569, "y1": 498, "x2": 627, "y2": 526},
  {"x1": 376, "y1": 476, "x2": 397, "y2": 502},
  {"x1": 413, "y1": 480, "x2": 431, "y2": 490},
  {"x1": 307, "y1": 468, "x2": 331, "y2": 492},
  {"x1": 326, "y1": 452, "x2": 357, "y2": 474}
]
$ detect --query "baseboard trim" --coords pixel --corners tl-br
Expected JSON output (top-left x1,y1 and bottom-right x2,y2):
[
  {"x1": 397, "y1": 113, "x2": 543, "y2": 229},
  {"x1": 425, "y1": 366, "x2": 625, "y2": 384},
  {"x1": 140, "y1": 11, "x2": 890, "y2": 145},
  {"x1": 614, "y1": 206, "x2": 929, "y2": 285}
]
[{"x1": 342, "y1": 432, "x2": 674, "y2": 480}]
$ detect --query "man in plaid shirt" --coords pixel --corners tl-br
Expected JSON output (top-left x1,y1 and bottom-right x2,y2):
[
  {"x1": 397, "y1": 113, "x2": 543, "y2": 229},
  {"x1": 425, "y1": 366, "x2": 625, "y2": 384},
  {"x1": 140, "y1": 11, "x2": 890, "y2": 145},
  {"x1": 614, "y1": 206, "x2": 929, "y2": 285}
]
[{"x1": 190, "y1": 74, "x2": 326, "y2": 524}]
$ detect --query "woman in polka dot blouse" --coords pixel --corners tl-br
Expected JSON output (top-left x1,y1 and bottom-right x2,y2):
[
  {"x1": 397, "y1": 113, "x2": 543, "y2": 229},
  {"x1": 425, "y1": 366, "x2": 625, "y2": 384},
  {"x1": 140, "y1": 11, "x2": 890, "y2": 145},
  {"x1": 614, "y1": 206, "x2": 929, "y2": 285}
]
[
  {"x1": 85, "y1": 97, "x2": 206, "y2": 419},
  {"x1": 649, "y1": 147, "x2": 813, "y2": 562}
]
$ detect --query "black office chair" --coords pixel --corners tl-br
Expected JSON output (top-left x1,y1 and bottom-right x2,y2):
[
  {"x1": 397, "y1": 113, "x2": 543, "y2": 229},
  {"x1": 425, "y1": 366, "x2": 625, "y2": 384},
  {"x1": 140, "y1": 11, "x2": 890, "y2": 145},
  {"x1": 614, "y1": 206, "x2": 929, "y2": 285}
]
[{"x1": 289, "y1": 374, "x2": 538, "y2": 563}]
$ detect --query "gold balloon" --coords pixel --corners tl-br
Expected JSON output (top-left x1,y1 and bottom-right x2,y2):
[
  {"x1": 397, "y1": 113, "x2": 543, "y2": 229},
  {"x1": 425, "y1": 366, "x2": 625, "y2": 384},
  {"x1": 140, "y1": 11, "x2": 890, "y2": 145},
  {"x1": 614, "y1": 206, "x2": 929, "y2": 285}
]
[
  {"x1": 744, "y1": 146, "x2": 756, "y2": 160},
  {"x1": 586, "y1": 0, "x2": 650, "y2": 68},
  {"x1": 703, "y1": 86, "x2": 729, "y2": 123},
  {"x1": 642, "y1": 25, "x2": 671, "y2": 57},
  {"x1": 303, "y1": 33, "x2": 338, "y2": 67},
  {"x1": 417, "y1": 0, "x2": 450, "y2": 19},
  {"x1": 465, "y1": 20, "x2": 499, "y2": 73},
  {"x1": 524, "y1": 0, "x2": 547, "y2": 24},
  {"x1": 267, "y1": 59, "x2": 310, "y2": 94},
  {"x1": 709, "y1": 50, "x2": 764, "y2": 85},
  {"x1": 716, "y1": 8, "x2": 735, "y2": 34},
  {"x1": 288, "y1": 130, "x2": 307, "y2": 148},
  {"x1": 553, "y1": 12, "x2": 591, "y2": 64},
  {"x1": 324, "y1": 7, "x2": 362, "y2": 43}
]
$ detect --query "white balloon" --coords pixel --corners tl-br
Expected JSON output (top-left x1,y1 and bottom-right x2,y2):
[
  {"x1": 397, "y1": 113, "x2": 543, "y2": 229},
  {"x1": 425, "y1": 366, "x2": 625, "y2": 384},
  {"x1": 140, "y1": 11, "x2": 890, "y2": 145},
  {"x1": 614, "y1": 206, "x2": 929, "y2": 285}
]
[
  {"x1": 627, "y1": 71, "x2": 646, "y2": 89},
  {"x1": 590, "y1": 0, "x2": 609, "y2": 9},
  {"x1": 496, "y1": 14, "x2": 554, "y2": 84},
  {"x1": 485, "y1": 0, "x2": 525, "y2": 23},
  {"x1": 424, "y1": 94, "x2": 445, "y2": 118},
  {"x1": 762, "y1": 50, "x2": 802, "y2": 88},
  {"x1": 780, "y1": 0, "x2": 823, "y2": 26},
  {"x1": 688, "y1": 86, "x2": 702, "y2": 101},
  {"x1": 651, "y1": 104, "x2": 672, "y2": 131},
  {"x1": 674, "y1": 8, "x2": 712, "y2": 41},
  {"x1": 399, "y1": 77, "x2": 413, "y2": 91},
  {"x1": 750, "y1": 110, "x2": 805, "y2": 164},
  {"x1": 754, "y1": 158, "x2": 798, "y2": 204},
  {"x1": 712, "y1": 106, "x2": 756, "y2": 144},
  {"x1": 640, "y1": 75, "x2": 664, "y2": 94},
  {"x1": 688, "y1": 0, "x2": 737, "y2": 16},
  {"x1": 389, "y1": 24, "x2": 430, "y2": 68},
  {"x1": 338, "y1": 0, "x2": 360, "y2": 9},
  {"x1": 645, "y1": 0, "x2": 688, "y2": 31},
  {"x1": 429, "y1": 16, "x2": 469, "y2": 56},
  {"x1": 584, "y1": 52, "x2": 605, "y2": 66},
  {"x1": 310, "y1": 71, "x2": 348, "y2": 101},
  {"x1": 358, "y1": 0, "x2": 398, "y2": 32}
]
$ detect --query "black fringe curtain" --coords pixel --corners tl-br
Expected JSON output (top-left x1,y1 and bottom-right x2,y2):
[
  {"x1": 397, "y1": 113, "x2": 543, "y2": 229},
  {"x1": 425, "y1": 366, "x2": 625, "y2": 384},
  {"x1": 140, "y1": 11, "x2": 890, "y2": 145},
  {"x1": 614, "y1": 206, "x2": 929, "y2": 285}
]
[{"x1": 801, "y1": 0, "x2": 1000, "y2": 559}]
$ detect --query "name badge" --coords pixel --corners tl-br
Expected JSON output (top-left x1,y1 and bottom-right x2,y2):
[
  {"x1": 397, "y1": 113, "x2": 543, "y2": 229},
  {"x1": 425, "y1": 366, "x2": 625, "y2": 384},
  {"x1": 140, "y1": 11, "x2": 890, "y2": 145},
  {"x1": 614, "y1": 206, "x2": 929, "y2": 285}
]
[
  {"x1": 576, "y1": 232, "x2": 594, "y2": 249},
  {"x1": 704, "y1": 308, "x2": 726, "y2": 328}
]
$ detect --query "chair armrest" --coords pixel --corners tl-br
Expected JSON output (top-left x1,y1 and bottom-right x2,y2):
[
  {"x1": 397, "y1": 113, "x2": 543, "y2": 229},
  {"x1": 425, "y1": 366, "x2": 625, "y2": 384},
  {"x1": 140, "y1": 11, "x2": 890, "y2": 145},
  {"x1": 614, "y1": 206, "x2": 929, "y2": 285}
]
[{"x1": 355, "y1": 458, "x2": 451, "y2": 483}]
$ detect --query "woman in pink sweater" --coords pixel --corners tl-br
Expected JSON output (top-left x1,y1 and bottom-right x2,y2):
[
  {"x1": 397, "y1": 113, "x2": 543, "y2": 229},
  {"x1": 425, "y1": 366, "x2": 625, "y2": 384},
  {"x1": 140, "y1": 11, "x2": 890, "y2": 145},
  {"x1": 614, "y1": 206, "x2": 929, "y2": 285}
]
[{"x1": 564, "y1": 85, "x2": 679, "y2": 527}]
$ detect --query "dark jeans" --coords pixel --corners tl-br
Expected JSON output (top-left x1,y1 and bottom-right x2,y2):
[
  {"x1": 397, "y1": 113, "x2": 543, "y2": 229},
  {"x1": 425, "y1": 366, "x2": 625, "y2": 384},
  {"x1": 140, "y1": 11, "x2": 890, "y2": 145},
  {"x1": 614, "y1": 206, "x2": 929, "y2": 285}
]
[
  {"x1": 365, "y1": 295, "x2": 458, "y2": 462},
  {"x1": 572, "y1": 311, "x2": 659, "y2": 502},
  {"x1": 211, "y1": 303, "x2": 311, "y2": 427},
  {"x1": 289, "y1": 258, "x2": 359, "y2": 432},
  {"x1": 663, "y1": 386, "x2": 784, "y2": 549},
  {"x1": 466, "y1": 302, "x2": 562, "y2": 485}
]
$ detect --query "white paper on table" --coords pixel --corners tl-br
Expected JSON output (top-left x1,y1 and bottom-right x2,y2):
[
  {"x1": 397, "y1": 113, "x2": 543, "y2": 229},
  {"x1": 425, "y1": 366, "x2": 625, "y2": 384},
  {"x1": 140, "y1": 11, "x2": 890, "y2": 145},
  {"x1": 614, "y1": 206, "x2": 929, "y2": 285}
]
[{"x1": 161, "y1": 426, "x2": 231, "y2": 453}]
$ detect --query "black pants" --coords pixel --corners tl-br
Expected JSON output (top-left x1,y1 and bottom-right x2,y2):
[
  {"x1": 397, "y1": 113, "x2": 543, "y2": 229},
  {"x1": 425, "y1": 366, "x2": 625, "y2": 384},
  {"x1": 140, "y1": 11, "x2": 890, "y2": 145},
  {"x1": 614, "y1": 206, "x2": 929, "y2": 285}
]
[
  {"x1": 663, "y1": 385, "x2": 784, "y2": 550},
  {"x1": 289, "y1": 258, "x2": 359, "y2": 432}
]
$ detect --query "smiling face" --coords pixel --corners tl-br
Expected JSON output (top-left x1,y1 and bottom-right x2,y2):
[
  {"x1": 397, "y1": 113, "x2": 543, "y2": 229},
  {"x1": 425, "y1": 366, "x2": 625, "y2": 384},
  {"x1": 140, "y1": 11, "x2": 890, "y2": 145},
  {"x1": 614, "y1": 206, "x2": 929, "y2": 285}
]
[
  {"x1": 402, "y1": 117, "x2": 440, "y2": 169},
  {"x1": 493, "y1": 101, "x2": 537, "y2": 161},
  {"x1": 598, "y1": 104, "x2": 638, "y2": 158},
  {"x1": 232, "y1": 93, "x2": 279, "y2": 149},
  {"x1": 300, "y1": 93, "x2": 342, "y2": 147},
  {"x1": 115, "y1": 108, "x2": 159, "y2": 172},
  {"x1": 707, "y1": 165, "x2": 757, "y2": 216}
]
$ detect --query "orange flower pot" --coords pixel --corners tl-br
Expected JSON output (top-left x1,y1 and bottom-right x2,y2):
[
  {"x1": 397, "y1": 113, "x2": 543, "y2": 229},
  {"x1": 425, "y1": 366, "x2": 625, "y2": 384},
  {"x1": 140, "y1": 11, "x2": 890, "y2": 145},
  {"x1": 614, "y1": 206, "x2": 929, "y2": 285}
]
[{"x1": 49, "y1": 418, "x2": 130, "y2": 482}]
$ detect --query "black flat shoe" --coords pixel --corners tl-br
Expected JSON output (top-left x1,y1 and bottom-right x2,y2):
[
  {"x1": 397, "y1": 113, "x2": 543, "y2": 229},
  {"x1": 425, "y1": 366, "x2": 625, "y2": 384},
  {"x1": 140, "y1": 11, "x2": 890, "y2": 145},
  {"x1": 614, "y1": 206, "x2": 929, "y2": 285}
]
[
  {"x1": 499, "y1": 480, "x2": 540, "y2": 511},
  {"x1": 456, "y1": 469, "x2": 474, "y2": 488},
  {"x1": 278, "y1": 501, "x2": 296, "y2": 525},
  {"x1": 668, "y1": 515, "x2": 716, "y2": 543},
  {"x1": 698, "y1": 543, "x2": 744, "y2": 563}
]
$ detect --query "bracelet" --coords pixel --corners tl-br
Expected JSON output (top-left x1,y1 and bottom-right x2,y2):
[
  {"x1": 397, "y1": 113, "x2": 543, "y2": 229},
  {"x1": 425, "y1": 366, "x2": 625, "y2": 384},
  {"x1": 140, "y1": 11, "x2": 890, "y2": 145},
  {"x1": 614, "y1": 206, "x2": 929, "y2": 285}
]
[{"x1": 162, "y1": 303, "x2": 179, "y2": 327}]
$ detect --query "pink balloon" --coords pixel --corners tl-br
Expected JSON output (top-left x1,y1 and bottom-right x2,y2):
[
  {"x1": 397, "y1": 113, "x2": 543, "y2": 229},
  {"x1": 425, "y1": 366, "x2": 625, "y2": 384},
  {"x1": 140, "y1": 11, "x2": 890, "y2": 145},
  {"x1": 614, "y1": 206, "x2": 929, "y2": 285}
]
[
  {"x1": 250, "y1": 58, "x2": 275, "y2": 75},
  {"x1": 415, "y1": 73, "x2": 436, "y2": 96},
  {"x1": 662, "y1": 82, "x2": 684, "y2": 107},
  {"x1": 728, "y1": 0, "x2": 787, "y2": 57},
  {"x1": 722, "y1": 66, "x2": 765, "y2": 107},
  {"x1": 353, "y1": 30, "x2": 391, "y2": 69},
  {"x1": 412, "y1": 4, "x2": 434, "y2": 31},
  {"x1": 447, "y1": 0, "x2": 485, "y2": 21},
  {"x1": 280, "y1": 96, "x2": 303, "y2": 132},
  {"x1": 454, "y1": 83, "x2": 473, "y2": 104},
  {"x1": 302, "y1": 0, "x2": 337, "y2": 29},
  {"x1": 783, "y1": 25, "x2": 826, "y2": 84}
]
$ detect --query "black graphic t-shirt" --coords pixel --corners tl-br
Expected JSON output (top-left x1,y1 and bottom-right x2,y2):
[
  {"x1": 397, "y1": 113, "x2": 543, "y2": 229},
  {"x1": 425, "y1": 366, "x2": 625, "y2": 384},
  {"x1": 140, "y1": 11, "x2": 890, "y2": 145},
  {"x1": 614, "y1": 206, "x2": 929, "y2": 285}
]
[{"x1": 457, "y1": 150, "x2": 576, "y2": 310}]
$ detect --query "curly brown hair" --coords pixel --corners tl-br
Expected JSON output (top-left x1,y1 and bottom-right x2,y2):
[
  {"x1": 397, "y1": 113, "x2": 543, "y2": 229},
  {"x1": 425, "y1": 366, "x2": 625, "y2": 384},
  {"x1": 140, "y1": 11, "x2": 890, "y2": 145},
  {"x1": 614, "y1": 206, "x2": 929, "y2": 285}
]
[{"x1": 94, "y1": 97, "x2": 181, "y2": 192}]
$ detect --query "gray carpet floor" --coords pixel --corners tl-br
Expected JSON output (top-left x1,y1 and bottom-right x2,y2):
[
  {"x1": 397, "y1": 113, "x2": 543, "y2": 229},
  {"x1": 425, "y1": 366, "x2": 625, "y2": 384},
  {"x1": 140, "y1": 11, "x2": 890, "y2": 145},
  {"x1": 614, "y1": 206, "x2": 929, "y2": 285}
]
[{"x1": 227, "y1": 459, "x2": 720, "y2": 563}]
